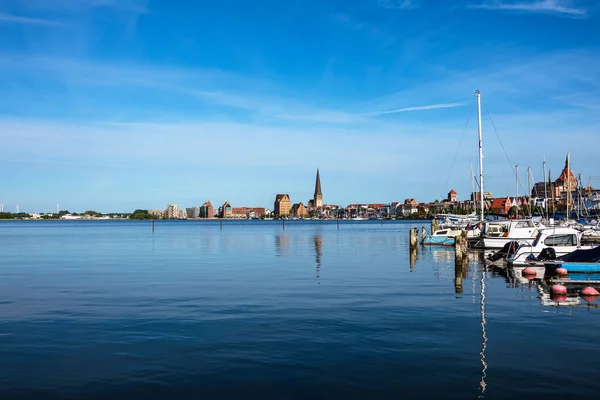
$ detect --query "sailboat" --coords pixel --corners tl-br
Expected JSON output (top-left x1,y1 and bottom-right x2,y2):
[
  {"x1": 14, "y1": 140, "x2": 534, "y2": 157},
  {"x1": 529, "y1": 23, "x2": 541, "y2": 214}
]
[{"x1": 424, "y1": 90, "x2": 486, "y2": 246}]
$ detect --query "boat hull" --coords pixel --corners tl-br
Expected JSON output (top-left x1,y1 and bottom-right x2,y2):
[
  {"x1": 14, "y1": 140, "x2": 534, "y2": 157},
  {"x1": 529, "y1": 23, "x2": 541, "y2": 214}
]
[{"x1": 422, "y1": 235, "x2": 455, "y2": 246}]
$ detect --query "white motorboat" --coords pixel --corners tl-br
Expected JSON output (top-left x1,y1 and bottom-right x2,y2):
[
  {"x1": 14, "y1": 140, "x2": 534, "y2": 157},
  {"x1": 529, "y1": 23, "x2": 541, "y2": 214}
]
[
  {"x1": 506, "y1": 226, "x2": 596, "y2": 265},
  {"x1": 482, "y1": 219, "x2": 544, "y2": 249}
]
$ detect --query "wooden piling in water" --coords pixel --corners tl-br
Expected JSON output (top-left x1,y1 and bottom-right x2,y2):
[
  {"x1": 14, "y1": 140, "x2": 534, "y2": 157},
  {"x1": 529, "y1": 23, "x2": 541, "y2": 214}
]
[
  {"x1": 421, "y1": 226, "x2": 427, "y2": 238},
  {"x1": 454, "y1": 230, "x2": 468, "y2": 263},
  {"x1": 282, "y1": 218, "x2": 285, "y2": 230},
  {"x1": 431, "y1": 219, "x2": 439, "y2": 234},
  {"x1": 410, "y1": 227, "x2": 418, "y2": 250},
  {"x1": 152, "y1": 217, "x2": 154, "y2": 233},
  {"x1": 220, "y1": 219, "x2": 222, "y2": 231}
]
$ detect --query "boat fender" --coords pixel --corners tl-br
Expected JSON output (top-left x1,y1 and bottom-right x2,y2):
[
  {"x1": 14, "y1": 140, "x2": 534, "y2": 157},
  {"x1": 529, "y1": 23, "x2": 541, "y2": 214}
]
[{"x1": 522, "y1": 267, "x2": 537, "y2": 277}]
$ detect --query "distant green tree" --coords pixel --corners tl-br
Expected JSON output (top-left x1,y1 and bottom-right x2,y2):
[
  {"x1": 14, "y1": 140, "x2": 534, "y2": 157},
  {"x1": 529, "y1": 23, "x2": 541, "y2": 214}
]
[
  {"x1": 129, "y1": 209, "x2": 153, "y2": 220},
  {"x1": 508, "y1": 206, "x2": 519, "y2": 217}
]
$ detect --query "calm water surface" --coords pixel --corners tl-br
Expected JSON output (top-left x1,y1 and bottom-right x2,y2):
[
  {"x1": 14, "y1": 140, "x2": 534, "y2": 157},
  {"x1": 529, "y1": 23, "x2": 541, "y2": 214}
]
[{"x1": 1, "y1": 220, "x2": 599, "y2": 399}]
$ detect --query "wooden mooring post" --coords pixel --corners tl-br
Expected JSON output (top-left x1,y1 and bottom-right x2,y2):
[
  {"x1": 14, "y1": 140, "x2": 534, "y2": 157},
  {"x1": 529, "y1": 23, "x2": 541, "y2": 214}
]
[
  {"x1": 152, "y1": 217, "x2": 155, "y2": 233},
  {"x1": 410, "y1": 227, "x2": 419, "y2": 250},
  {"x1": 282, "y1": 218, "x2": 285, "y2": 230},
  {"x1": 431, "y1": 218, "x2": 439, "y2": 234},
  {"x1": 220, "y1": 219, "x2": 223, "y2": 231},
  {"x1": 421, "y1": 226, "x2": 427, "y2": 239},
  {"x1": 454, "y1": 230, "x2": 468, "y2": 263}
]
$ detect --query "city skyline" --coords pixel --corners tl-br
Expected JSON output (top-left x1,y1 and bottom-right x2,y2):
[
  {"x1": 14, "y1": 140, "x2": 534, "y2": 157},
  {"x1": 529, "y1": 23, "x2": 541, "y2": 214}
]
[{"x1": 1, "y1": 0, "x2": 600, "y2": 211}]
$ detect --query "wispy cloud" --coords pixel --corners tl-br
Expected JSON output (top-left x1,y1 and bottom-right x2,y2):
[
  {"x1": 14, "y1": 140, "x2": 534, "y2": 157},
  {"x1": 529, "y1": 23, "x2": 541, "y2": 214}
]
[
  {"x1": 0, "y1": 12, "x2": 64, "y2": 27},
  {"x1": 472, "y1": 0, "x2": 587, "y2": 17},
  {"x1": 364, "y1": 102, "x2": 466, "y2": 116}
]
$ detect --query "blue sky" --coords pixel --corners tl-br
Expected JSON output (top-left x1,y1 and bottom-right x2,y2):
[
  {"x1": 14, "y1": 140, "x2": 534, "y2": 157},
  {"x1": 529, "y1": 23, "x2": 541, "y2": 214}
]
[{"x1": 1, "y1": 0, "x2": 599, "y2": 212}]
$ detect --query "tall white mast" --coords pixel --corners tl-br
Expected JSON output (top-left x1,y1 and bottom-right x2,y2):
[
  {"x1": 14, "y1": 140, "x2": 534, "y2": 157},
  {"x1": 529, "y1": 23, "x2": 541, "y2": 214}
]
[
  {"x1": 543, "y1": 159, "x2": 548, "y2": 220},
  {"x1": 470, "y1": 162, "x2": 476, "y2": 214},
  {"x1": 476, "y1": 90, "x2": 484, "y2": 222},
  {"x1": 515, "y1": 165, "x2": 519, "y2": 218},
  {"x1": 527, "y1": 167, "x2": 532, "y2": 217},
  {"x1": 566, "y1": 152, "x2": 571, "y2": 222}
]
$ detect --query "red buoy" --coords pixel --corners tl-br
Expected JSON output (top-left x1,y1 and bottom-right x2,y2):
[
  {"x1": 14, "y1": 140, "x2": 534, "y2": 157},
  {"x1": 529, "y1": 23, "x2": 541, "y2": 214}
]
[
  {"x1": 556, "y1": 267, "x2": 568, "y2": 276},
  {"x1": 522, "y1": 267, "x2": 537, "y2": 277},
  {"x1": 580, "y1": 286, "x2": 600, "y2": 297},
  {"x1": 551, "y1": 284, "x2": 567, "y2": 294}
]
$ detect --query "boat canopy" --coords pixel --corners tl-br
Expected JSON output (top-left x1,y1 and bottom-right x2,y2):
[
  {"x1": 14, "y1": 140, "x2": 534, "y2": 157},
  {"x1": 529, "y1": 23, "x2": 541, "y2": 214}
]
[{"x1": 560, "y1": 246, "x2": 600, "y2": 263}]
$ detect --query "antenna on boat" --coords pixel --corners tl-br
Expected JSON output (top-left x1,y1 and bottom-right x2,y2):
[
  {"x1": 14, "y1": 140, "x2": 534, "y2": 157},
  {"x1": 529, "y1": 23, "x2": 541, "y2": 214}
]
[{"x1": 475, "y1": 90, "x2": 485, "y2": 223}]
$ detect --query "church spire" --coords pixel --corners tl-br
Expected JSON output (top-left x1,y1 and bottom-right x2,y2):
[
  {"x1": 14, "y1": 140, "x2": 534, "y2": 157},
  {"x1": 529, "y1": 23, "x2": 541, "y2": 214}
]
[
  {"x1": 314, "y1": 168, "x2": 322, "y2": 196},
  {"x1": 313, "y1": 168, "x2": 323, "y2": 208}
]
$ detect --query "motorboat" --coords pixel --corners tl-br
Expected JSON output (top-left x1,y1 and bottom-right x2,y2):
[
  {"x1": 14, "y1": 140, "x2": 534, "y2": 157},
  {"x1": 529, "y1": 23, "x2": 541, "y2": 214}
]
[
  {"x1": 422, "y1": 227, "x2": 463, "y2": 246},
  {"x1": 506, "y1": 226, "x2": 596, "y2": 265},
  {"x1": 482, "y1": 219, "x2": 544, "y2": 249}
]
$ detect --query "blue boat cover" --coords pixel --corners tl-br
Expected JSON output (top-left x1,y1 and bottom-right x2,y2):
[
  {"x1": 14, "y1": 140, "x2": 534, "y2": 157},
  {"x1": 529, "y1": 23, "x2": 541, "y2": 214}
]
[{"x1": 560, "y1": 246, "x2": 600, "y2": 263}]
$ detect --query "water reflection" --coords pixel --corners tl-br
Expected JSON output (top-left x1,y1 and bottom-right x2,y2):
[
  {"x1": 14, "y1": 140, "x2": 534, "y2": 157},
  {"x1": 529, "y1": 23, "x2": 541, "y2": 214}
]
[
  {"x1": 313, "y1": 232, "x2": 322, "y2": 283},
  {"x1": 479, "y1": 265, "x2": 488, "y2": 397},
  {"x1": 454, "y1": 257, "x2": 468, "y2": 294},
  {"x1": 410, "y1": 247, "x2": 417, "y2": 272},
  {"x1": 274, "y1": 234, "x2": 290, "y2": 256}
]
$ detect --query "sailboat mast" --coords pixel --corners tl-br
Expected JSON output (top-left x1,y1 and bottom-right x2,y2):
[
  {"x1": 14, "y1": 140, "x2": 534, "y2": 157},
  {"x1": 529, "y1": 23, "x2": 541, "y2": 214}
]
[
  {"x1": 527, "y1": 167, "x2": 532, "y2": 217},
  {"x1": 567, "y1": 152, "x2": 571, "y2": 222},
  {"x1": 543, "y1": 159, "x2": 548, "y2": 220},
  {"x1": 515, "y1": 164, "x2": 519, "y2": 218},
  {"x1": 476, "y1": 90, "x2": 484, "y2": 222},
  {"x1": 471, "y1": 162, "x2": 476, "y2": 214}
]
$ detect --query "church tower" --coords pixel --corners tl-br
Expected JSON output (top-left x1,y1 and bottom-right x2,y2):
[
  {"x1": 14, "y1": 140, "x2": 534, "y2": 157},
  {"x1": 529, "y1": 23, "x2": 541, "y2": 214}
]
[{"x1": 314, "y1": 168, "x2": 323, "y2": 208}]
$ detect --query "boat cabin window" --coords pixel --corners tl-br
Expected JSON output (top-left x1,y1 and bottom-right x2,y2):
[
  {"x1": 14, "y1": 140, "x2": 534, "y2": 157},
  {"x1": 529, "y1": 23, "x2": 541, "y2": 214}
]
[
  {"x1": 544, "y1": 234, "x2": 576, "y2": 246},
  {"x1": 487, "y1": 224, "x2": 508, "y2": 236},
  {"x1": 515, "y1": 221, "x2": 534, "y2": 228},
  {"x1": 435, "y1": 230, "x2": 448, "y2": 235}
]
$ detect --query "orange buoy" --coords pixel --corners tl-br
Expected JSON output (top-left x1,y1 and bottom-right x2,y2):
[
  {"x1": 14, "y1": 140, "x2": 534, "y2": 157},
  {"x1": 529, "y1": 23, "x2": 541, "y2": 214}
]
[
  {"x1": 556, "y1": 267, "x2": 568, "y2": 276},
  {"x1": 580, "y1": 286, "x2": 600, "y2": 297},
  {"x1": 551, "y1": 284, "x2": 567, "y2": 294},
  {"x1": 522, "y1": 267, "x2": 537, "y2": 277}
]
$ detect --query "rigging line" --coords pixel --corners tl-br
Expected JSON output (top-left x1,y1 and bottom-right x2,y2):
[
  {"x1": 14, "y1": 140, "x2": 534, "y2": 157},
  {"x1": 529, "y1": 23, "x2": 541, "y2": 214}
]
[
  {"x1": 484, "y1": 102, "x2": 530, "y2": 196},
  {"x1": 484, "y1": 102, "x2": 514, "y2": 174},
  {"x1": 440, "y1": 104, "x2": 474, "y2": 200}
]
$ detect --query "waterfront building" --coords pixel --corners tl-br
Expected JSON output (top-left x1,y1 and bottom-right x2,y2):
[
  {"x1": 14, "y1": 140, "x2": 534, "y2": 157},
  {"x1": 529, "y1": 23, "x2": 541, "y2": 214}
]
[
  {"x1": 471, "y1": 192, "x2": 493, "y2": 201},
  {"x1": 220, "y1": 201, "x2": 232, "y2": 218},
  {"x1": 186, "y1": 207, "x2": 200, "y2": 219},
  {"x1": 274, "y1": 194, "x2": 291, "y2": 217},
  {"x1": 231, "y1": 207, "x2": 247, "y2": 218},
  {"x1": 249, "y1": 207, "x2": 266, "y2": 217},
  {"x1": 148, "y1": 209, "x2": 165, "y2": 218},
  {"x1": 166, "y1": 204, "x2": 179, "y2": 219},
  {"x1": 178, "y1": 209, "x2": 187, "y2": 219},
  {"x1": 448, "y1": 190, "x2": 458, "y2": 203},
  {"x1": 554, "y1": 153, "x2": 578, "y2": 201},
  {"x1": 490, "y1": 197, "x2": 513, "y2": 215},
  {"x1": 314, "y1": 169, "x2": 323, "y2": 209},
  {"x1": 200, "y1": 201, "x2": 214, "y2": 219},
  {"x1": 291, "y1": 202, "x2": 308, "y2": 217}
]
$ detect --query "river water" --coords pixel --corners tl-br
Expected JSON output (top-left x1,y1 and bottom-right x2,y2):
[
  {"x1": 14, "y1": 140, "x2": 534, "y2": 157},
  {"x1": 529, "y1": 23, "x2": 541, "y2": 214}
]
[{"x1": 0, "y1": 220, "x2": 598, "y2": 399}]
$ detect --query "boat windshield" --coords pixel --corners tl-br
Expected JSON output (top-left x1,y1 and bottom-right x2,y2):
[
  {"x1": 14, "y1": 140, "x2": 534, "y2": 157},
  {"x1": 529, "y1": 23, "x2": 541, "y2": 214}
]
[{"x1": 531, "y1": 231, "x2": 543, "y2": 247}]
